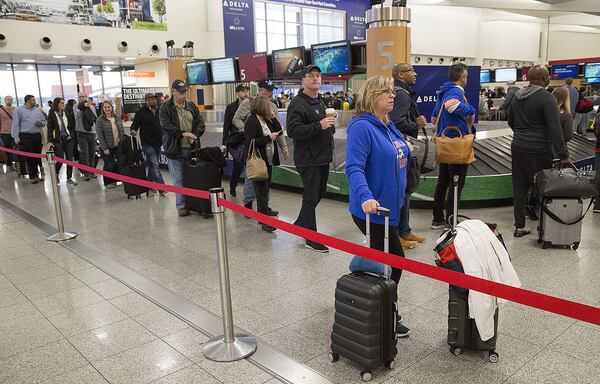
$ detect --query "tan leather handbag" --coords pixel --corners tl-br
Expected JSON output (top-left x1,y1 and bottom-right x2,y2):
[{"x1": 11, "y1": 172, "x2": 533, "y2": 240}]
[
  {"x1": 245, "y1": 139, "x2": 268, "y2": 181},
  {"x1": 433, "y1": 99, "x2": 476, "y2": 165}
]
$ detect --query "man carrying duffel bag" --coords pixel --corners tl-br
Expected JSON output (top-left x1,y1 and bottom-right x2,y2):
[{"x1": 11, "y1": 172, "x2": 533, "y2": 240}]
[{"x1": 507, "y1": 65, "x2": 571, "y2": 237}]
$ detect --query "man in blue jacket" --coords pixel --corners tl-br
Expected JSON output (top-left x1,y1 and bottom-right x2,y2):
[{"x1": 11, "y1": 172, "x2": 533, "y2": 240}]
[{"x1": 430, "y1": 63, "x2": 476, "y2": 229}]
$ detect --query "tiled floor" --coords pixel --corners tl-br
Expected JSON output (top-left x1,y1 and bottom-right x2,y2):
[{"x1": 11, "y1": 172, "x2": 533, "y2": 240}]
[{"x1": 0, "y1": 161, "x2": 599, "y2": 383}]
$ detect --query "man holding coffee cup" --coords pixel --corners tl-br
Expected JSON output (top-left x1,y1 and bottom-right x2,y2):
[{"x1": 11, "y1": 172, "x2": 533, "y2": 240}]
[{"x1": 287, "y1": 64, "x2": 335, "y2": 253}]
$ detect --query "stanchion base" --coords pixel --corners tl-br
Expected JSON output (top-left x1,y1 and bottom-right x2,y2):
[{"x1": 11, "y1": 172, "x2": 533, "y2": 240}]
[
  {"x1": 47, "y1": 232, "x2": 78, "y2": 242},
  {"x1": 202, "y1": 334, "x2": 257, "y2": 362}
]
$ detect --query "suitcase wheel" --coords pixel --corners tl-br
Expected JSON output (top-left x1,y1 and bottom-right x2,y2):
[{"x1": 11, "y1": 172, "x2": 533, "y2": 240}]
[
  {"x1": 360, "y1": 369, "x2": 372, "y2": 382},
  {"x1": 327, "y1": 352, "x2": 339, "y2": 363},
  {"x1": 572, "y1": 242, "x2": 579, "y2": 251},
  {"x1": 385, "y1": 360, "x2": 396, "y2": 370},
  {"x1": 489, "y1": 351, "x2": 499, "y2": 363},
  {"x1": 542, "y1": 241, "x2": 550, "y2": 249},
  {"x1": 450, "y1": 346, "x2": 462, "y2": 356}
]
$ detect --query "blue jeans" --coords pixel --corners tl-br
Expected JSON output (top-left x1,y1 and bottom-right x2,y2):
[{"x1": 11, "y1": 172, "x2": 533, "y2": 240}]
[
  {"x1": 398, "y1": 193, "x2": 412, "y2": 237},
  {"x1": 142, "y1": 144, "x2": 165, "y2": 184},
  {"x1": 167, "y1": 149, "x2": 192, "y2": 209}
]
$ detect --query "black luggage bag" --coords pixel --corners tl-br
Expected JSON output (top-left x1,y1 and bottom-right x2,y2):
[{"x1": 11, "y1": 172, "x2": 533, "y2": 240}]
[
  {"x1": 183, "y1": 146, "x2": 225, "y2": 218},
  {"x1": 120, "y1": 135, "x2": 149, "y2": 199},
  {"x1": 329, "y1": 208, "x2": 398, "y2": 382},
  {"x1": 437, "y1": 176, "x2": 499, "y2": 363}
]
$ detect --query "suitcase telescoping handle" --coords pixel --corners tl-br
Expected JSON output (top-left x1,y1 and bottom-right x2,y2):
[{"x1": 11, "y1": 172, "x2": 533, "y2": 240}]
[
  {"x1": 365, "y1": 206, "x2": 391, "y2": 279},
  {"x1": 451, "y1": 175, "x2": 459, "y2": 230}
]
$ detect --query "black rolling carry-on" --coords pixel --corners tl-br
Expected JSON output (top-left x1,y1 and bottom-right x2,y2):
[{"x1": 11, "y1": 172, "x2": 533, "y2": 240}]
[
  {"x1": 435, "y1": 176, "x2": 499, "y2": 363},
  {"x1": 329, "y1": 208, "x2": 398, "y2": 382},
  {"x1": 183, "y1": 146, "x2": 223, "y2": 218},
  {"x1": 121, "y1": 136, "x2": 149, "y2": 199}
]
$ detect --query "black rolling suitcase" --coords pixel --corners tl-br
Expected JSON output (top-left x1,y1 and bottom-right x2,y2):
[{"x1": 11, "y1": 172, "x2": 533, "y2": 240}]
[
  {"x1": 435, "y1": 176, "x2": 499, "y2": 363},
  {"x1": 329, "y1": 208, "x2": 398, "y2": 382},
  {"x1": 183, "y1": 146, "x2": 224, "y2": 218},
  {"x1": 121, "y1": 135, "x2": 149, "y2": 199}
]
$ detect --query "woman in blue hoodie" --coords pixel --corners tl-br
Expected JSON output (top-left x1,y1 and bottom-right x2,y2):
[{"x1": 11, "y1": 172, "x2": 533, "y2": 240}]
[{"x1": 346, "y1": 76, "x2": 411, "y2": 337}]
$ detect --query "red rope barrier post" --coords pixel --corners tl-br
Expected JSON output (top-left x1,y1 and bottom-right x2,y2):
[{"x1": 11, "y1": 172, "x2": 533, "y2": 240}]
[
  {"x1": 45, "y1": 150, "x2": 77, "y2": 242},
  {"x1": 202, "y1": 187, "x2": 257, "y2": 362}
]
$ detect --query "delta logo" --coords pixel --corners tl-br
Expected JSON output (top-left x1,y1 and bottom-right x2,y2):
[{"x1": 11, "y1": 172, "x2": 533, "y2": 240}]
[{"x1": 223, "y1": 1, "x2": 250, "y2": 8}]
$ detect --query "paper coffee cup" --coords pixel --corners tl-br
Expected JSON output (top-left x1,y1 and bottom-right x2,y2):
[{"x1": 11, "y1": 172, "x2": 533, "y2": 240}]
[{"x1": 325, "y1": 108, "x2": 336, "y2": 118}]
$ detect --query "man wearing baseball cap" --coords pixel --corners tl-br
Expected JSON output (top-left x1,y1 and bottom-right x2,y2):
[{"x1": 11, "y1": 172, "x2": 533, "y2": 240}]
[
  {"x1": 286, "y1": 64, "x2": 335, "y2": 253},
  {"x1": 160, "y1": 79, "x2": 206, "y2": 216},
  {"x1": 232, "y1": 79, "x2": 288, "y2": 215},
  {"x1": 131, "y1": 93, "x2": 166, "y2": 195}
]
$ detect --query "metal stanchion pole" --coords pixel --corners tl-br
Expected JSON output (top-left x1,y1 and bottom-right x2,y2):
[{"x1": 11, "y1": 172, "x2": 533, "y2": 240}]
[
  {"x1": 45, "y1": 150, "x2": 77, "y2": 242},
  {"x1": 202, "y1": 187, "x2": 257, "y2": 361}
]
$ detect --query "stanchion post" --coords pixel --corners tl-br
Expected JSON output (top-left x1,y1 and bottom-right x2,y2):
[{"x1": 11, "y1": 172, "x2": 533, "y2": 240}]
[
  {"x1": 46, "y1": 150, "x2": 77, "y2": 242},
  {"x1": 202, "y1": 187, "x2": 257, "y2": 361}
]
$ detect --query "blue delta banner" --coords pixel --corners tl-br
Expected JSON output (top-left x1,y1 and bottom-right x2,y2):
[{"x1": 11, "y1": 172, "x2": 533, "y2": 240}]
[
  {"x1": 411, "y1": 66, "x2": 481, "y2": 121},
  {"x1": 222, "y1": 0, "x2": 371, "y2": 57}
]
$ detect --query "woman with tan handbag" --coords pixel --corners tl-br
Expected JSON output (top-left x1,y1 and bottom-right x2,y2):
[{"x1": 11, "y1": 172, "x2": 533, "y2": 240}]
[
  {"x1": 244, "y1": 96, "x2": 285, "y2": 232},
  {"x1": 430, "y1": 63, "x2": 477, "y2": 229}
]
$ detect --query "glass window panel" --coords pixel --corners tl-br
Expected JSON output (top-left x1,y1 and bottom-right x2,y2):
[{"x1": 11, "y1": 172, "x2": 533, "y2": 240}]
[
  {"x1": 285, "y1": 6, "x2": 300, "y2": 23},
  {"x1": 255, "y1": 1, "x2": 265, "y2": 19},
  {"x1": 269, "y1": 20, "x2": 284, "y2": 35},
  {"x1": 102, "y1": 69, "x2": 122, "y2": 99},
  {"x1": 256, "y1": 19, "x2": 266, "y2": 33},
  {"x1": 303, "y1": 24, "x2": 318, "y2": 48},
  {"x1": 86, "y1": 66, "x2": 104, "y2": 98},
  {"x1": 334, "y1": 27, "x2": 344, "y2": 41},
  {"x1": 319, "y1": 26, "x2": 335, "y2": 43},
  {"x1": 266, "y1": 3, "x2": 283, "y2": 21},
  {"x1": 286, "y1": 35, "x2": 299, "y2": 48},
  {"x1": 37, "y1": 64, "x2": 62, "y2": 111},
  {"x1": 267, "y1": 33, "x2": 285, "y2": 51},
  {"x1": 319, "y1": 10, "x2": 333, "y2": 26},
  {"x1": 285, "y1": 22, "x2": 300, "y2": 36},
  {"x1": 60, "y1": 65, "x2": 81, "y2": 103},
  {"x1": 0, "y1": 64, "x2": 16, "y2": 103},
  {"x1": 303, "y1": 8, "x2": 317, "y2": 24},
  {"x1": 12, "y1": 64, "x2": 40, "y2": 107},
  {"x1": 333, "y1": 12, "x2": 345, "y2": 28},
  {"x1": 256, "y1": 33, "x2": 267, "y2": 53}
]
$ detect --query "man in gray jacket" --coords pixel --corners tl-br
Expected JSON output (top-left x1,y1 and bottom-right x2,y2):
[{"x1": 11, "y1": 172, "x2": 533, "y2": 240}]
[
  {"x1": 232, "y1": 80, "x2": 288, "y2": 215},
  {"x1": 73, "y1": 92, "x2": 97, "y2": 180}
]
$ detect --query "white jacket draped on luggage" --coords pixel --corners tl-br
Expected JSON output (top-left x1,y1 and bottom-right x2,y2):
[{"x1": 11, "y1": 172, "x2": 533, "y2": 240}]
[{"x1": 454, "y1": 220, "x2": 521, "y2": 341}]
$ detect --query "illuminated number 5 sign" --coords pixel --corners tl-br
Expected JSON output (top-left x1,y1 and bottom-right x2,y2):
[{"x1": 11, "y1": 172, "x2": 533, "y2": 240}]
[{"x1": 378, "y1": 41, "x2": 395, "y2": 71}]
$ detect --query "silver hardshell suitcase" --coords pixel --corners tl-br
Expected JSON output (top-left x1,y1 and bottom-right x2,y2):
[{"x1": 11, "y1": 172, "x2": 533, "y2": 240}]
[{"x1": 538, "y1": 197, "x2": 583, "y2": 250}]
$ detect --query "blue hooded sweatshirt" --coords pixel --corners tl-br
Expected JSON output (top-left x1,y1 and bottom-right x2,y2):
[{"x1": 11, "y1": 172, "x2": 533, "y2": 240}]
[
  {"x1": 346, "y1": 113, "x2": 410, "y2": 226},
  {"x1": 431, "y1": 82, "x2": 476, "y2": 138}
]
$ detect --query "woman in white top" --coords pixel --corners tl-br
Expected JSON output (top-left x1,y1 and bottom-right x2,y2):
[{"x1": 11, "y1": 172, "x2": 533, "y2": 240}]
[{"x1": 95, "y1": 100, "x2": 124, "y2": 189}]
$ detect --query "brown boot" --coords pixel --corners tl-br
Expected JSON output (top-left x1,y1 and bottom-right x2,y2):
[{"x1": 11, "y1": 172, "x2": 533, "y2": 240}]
[
  {"x1": 400, "y1": 238, "x2": 417, "y2": 249},
  {"x1": 178, "y1": 208, "x2": 191, "y2": 217},
  {"x1": 402, "y1": 233, "x2": 426, "y2": 243}
]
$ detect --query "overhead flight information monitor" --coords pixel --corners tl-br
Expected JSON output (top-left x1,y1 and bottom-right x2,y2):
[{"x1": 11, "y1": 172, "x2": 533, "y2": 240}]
[
  {"x1": 311, "y1": 41, "x2": 351, "y2": 75},
  {"x1": 480, "y1": 70, "x2": 491, "y2": 83},
  {"x1": 210, "y1": 57, "x2": 238, "y2": 83},
  {"x1": 186, "y1": 61, "x2": 210, "y2": 85},
  {"x1": 272, "y1": 46, "x2": 305, "y2": 77},
  {"x1": 494, "y1": 68, "x2": 517, "y2": 83},
  {"x1": 238, "y1": 52, "x2": 268, "y2": 81},
  {"x1": 551, "y1": 64, "x2": 578, "y2": 80}
]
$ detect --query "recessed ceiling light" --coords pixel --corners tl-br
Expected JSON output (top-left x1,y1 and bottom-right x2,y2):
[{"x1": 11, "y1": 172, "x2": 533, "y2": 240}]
[
  {"x1": 22, "y1": 59, "x2": 35, "y2": 63},
  {"x1": 124, "y1": 57, "x2": 136, "y2": 61},
  {"x1": 103, "y1": 61, "x2": 115, "y2": 65},
  {"x1": 52, "y1": 55, "x2": 66, "y2": 59}
]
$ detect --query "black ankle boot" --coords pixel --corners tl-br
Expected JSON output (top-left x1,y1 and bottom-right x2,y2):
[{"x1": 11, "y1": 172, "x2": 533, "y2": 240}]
[{"x1": 244, "y1": 202, "x2": 252, "y2": 219}]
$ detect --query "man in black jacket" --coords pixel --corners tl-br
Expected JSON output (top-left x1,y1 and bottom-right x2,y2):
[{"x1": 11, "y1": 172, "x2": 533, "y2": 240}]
[
  {"x1": 131, "y1": 93, "x2": 166, "y2": 195},
  {"x1": 222, "y1": 84, "x2": 249, "y2": 197},
  {"x1": 390, "y1": 63, "x2": 427, "y2": 249},
  {"x1": 507, "y1": 65, "x2": 570, "y2": 237},
  {"x1": 287, "y1": 65, "x2": 335, "y2": 252},
  {"x1": 159, "y1": 80, "x2": 206, "y2": 216}
]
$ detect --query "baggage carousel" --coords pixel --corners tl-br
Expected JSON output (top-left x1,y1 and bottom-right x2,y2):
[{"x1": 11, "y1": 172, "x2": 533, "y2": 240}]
[{"x1": 195, "y1": 111, "x2": 596, "y2": 207}]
